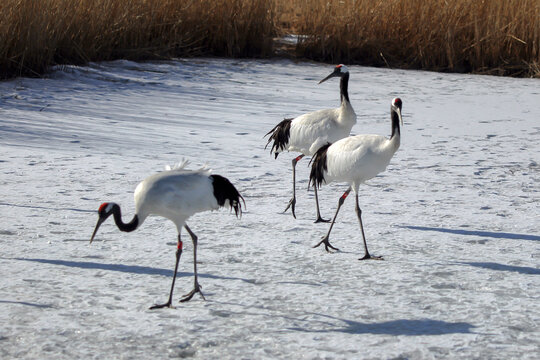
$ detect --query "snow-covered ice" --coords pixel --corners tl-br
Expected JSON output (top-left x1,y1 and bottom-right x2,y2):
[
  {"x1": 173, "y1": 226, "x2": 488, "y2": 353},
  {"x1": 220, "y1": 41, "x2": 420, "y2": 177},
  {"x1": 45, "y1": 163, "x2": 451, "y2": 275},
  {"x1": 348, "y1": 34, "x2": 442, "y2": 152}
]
[{"x1": 0, "y1": 58, "x2": 538, "y2": 359}]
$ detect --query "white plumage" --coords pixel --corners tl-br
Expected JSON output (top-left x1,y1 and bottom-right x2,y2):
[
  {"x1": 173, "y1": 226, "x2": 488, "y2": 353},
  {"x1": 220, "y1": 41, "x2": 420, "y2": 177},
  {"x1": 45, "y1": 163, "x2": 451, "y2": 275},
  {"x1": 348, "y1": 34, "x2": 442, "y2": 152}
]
[
  {"x1": 323, "y1": 133, "x2": 400, "y2": 189},
  {"x1": 89, "y1": 162, "x2": 243, "y2": 309},
  {"x1": 133, "y1": 167, "x2": 218, "y2": 231},
  {"x1": 265, "y1": 64, "x2": 357, "y2": 222},
  {"x1": 310, "y1": 98, "x2": 403, "y2": 259},
  {"x1": 287, "y1": 101, "x2": 356, "y2": 156}
]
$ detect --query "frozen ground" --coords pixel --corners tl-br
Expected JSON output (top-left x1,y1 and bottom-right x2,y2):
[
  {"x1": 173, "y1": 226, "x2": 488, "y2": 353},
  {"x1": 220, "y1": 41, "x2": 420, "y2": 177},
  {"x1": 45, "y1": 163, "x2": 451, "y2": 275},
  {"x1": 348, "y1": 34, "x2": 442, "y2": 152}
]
[{"x1": 0, "y1": 58, "x2": 538, "y2": 359}]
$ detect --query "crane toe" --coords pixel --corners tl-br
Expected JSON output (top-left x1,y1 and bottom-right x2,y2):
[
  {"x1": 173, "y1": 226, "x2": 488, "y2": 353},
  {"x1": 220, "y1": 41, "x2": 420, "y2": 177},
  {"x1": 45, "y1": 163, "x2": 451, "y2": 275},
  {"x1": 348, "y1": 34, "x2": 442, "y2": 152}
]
[
  {"x1": 283, "y1": 197, "x2": 297, "y2": 219},
  {"x1": 314, "y1": 216, "x2": 330, "y2": 223},
  {"x1": 180, "y1": 284, "x2": 205, "y2": 302},
  {"x1": 359, "y1": 254, "x2": 384, "y2": 261},
  {"x1": 313, "y1": 237, "x2": 339, "y2": 252},
  {"x1": 149, "y1": 301, "x2": 175, "y2": 310}
]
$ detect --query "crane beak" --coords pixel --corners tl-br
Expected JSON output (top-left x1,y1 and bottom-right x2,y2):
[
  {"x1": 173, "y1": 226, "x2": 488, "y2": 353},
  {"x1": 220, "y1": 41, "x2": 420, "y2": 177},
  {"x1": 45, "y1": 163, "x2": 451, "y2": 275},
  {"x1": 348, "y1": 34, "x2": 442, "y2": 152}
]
[
  {"x1": 90, "y1": 217, "x2": 105, "y2": 244},
  {"x1": 318, "y1": 72, "x2": 338, "y2": 84}
]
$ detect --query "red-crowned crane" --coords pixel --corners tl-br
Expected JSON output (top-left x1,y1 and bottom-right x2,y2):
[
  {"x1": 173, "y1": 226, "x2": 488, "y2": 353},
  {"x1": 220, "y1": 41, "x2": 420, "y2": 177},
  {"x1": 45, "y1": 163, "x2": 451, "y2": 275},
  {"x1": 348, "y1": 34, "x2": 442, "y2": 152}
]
[
  {"x1": 309, "y1": 98, "x2": 404, "y2": 260},
  {"x1": 89, "y1": 161, "x2": 244, "y2": 309},
  {"x1": 265, "y1": 64, "x2": 357, "y2": 222}
]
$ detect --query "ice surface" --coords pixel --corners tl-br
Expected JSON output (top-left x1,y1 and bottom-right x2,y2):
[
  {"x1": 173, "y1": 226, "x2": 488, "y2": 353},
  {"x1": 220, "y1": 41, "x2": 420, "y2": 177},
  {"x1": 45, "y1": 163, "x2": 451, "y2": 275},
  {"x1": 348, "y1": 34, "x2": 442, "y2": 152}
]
[{"x1": 0, "y1": 58, "x2": 539, "y2": 359}]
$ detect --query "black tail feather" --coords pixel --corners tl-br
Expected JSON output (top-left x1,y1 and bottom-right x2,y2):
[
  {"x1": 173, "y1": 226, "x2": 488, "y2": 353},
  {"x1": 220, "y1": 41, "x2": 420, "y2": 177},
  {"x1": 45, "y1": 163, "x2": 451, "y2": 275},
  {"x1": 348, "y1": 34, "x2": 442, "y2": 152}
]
[
  {"x1": 264, "y1": 118, "x2": 293, "y2": 159},
  {"x1": 309, "y1": 142, "x2": 332, "y2": 189},
  {"x1": 210, "y1": 175, "x2": 245, "y2": 217}
]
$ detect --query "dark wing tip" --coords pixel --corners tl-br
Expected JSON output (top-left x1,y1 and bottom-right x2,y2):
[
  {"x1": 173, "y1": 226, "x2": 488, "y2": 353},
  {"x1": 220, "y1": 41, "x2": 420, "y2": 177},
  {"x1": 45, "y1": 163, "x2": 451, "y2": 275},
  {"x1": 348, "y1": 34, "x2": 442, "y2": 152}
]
[
  {"x1": 309, "y1": 142, "x2": 332, "y2": 189},
  {"x1": 210, "y1": 174, "x2": 244, "y2": 218},
  {"x1": 264, "y1": 118, "x2": 293, "y2": 157}
]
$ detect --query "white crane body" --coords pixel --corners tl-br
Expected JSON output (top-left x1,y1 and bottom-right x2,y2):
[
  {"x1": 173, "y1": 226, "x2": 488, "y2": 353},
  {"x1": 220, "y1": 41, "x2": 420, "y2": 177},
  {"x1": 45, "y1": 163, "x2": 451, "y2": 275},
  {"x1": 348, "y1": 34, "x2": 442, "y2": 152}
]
[
  {"x1": 265, "y1": 64, "x2": 357, "y2": 221},
  {"x1": 323, "y1": 133, "x2": 400, "y2": 191},
  {"x1": 287, "y1": 101, "x2": 356, "y2": 156},
  {"x1": 89, "y1": 162, "x2": 243, "y2": 309},
  {"x1": 310, "y1": 98, "x2": 403, "y2": 259},
  {"x1": 134, "y1": 169, "x2": 219, "y2": 231}
]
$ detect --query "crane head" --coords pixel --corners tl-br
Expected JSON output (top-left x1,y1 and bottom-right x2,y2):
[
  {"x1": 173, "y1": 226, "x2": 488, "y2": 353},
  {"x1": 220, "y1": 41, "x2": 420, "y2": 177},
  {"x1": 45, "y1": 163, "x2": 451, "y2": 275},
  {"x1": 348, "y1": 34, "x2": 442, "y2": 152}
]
[
  {"x1": 319, "y1": 64, "x2": 349, "y2": 84},
  {"x1": 391, "y1": 98, "x2": 403, "y2": 126},
  {"x1": 90, "y1": 202, "x2": 117, "y2": 243}
]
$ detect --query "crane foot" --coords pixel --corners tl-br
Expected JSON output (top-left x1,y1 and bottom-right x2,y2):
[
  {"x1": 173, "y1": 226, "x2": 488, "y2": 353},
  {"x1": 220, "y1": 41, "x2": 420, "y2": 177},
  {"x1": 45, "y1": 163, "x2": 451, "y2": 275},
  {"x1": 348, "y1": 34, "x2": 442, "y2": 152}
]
[
  {"x1": 313, "y1": 237, "x2": 339, "y2": 252},
  {"x1": 180, "y1": 283, "x2": 205, "y2": 302}
]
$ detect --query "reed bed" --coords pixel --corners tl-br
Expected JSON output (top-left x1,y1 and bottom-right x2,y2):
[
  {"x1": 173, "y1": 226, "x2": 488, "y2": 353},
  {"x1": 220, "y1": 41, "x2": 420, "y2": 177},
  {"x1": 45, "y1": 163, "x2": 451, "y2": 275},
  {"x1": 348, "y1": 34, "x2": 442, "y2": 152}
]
[
  {"x1": 0, "y1": 0, "x2": 276, "y2": 78},
  {"x1": 0, "y1": 0, "x2": 538, "y2": 78},
  {"x1": 281, "y1": 0, "x2": 540, "y2": 77}
]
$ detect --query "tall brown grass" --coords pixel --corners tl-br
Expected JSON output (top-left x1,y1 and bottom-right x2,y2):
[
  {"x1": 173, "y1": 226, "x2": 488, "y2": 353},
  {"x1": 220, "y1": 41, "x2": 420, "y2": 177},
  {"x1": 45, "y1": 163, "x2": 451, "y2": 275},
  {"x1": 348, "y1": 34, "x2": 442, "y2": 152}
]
[
  {"x1": 0, "y1": 0, "x2": 538, "y2": 78},
  {"x1": 0, "y1": 0, "x2": 276, "y2": 78},
  {"x1": 283, "y1": 0, "x2": 540, "y2": 77}
]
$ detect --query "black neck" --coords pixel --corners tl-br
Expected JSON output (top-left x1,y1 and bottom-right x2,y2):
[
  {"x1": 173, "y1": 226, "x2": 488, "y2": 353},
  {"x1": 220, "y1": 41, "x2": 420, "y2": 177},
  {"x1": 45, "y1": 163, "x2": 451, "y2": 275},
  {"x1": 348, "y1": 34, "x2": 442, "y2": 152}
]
[
  {"x1": 112, "y1": 206, "x2": 139, "y2": 232},
  {"x1": 340, "y1": 73, "x2": 350, "y2": 104},
  {"x1": 390, "y1": 109, "x2": 401, "y2": 139}
]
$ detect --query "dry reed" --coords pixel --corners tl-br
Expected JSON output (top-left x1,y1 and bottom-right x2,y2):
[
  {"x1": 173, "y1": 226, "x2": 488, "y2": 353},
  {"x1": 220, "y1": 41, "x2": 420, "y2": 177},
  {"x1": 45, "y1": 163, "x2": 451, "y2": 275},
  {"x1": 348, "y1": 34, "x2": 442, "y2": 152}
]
[
  {"x1": 0, "y1": 0, "x2": 538, "y2": 78},
  {"x1": 0, "y1": 0, "x2": 276, "y2": 78},
  {"x1": 283, "y1": 0, "x2": 540, "y2": 77}
]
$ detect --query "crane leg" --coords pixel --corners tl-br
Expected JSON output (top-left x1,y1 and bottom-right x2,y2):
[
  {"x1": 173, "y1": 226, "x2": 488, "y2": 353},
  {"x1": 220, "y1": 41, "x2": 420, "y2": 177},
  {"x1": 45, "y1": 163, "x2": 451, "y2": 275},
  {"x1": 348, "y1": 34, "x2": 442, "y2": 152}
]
[
  {"x1": 355, "y1": 194, "x2": 383, "y2": 261},
  {"x1": 313, "y1": 185, "x2": 330, "y2": 223},
  {"x1": 313, "y1": 187, "x2": 351, "y2": 252},
  {"x1": 283, "y1": 154, "x2": 304, "y2": 218},
  {"x1": 180, "y1": 224, "x2": 206, "y2": 302},
  {"x1": 150, "y1": 233, "x2": 184, "y2": 309}
]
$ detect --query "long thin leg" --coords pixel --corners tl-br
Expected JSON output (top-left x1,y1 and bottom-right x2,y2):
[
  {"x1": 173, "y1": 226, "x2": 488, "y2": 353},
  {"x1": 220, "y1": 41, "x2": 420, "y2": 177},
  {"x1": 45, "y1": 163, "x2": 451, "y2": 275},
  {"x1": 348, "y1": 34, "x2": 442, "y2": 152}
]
[
  {"x1": 355, "y1": 193, "x2": 383, "y2": 261},
  {"x1": 149, "y1": 233, "x2": 183, "y2": 309},
  {"x1": 283, "y1": 154, "x2": 305, "y2": 218},
  {"x1": 313, "y1": 185, "x2": 330, "y2": 223},
  {"x1": 313, "y1": 187, "x2": 351, "y2": 252},
  {"x1": 180, "y1": 224, "x2": 206, "y2": 302}
]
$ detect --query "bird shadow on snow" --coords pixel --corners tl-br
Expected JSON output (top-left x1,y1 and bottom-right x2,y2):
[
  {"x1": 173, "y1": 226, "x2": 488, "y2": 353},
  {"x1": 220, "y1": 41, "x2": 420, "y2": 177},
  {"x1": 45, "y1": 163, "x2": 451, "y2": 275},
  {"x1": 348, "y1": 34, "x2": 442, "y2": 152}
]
[
  {"x1": 0, "y1": 202, "x2": 95, "y2": 214},
  {"x1": 398, "y1": 225, "x2": 540, "y2": 241},
  {"x1": 0, "y1": 300, "x2": 54, "y2": 308},
  {"x1": 457, "y1": 262, "x2": 540, "y2": 275},
  {"x1": 288, "y1": 313, "x2": 475, "y2": 336},
  {"x1": 398, "y1": 226, "x2": 540, "y2": 275},
  {"x1": 10, "y1": 258, "x2": 253, "y2": 283},
  {"x1": 211, "y1": 301, "x2": 475, "y2": 337}
]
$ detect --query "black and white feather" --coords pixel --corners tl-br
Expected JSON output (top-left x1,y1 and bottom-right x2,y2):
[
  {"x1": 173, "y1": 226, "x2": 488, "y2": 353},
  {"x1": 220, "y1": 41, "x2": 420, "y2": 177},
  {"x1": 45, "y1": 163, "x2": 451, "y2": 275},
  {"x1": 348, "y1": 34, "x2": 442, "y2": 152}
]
[
  {"x1": 309, "y1": 142, "x2": 332, "y2": 189},
  {"x1": 265, "y1": 118, "x2": 293, "y2": 159}
]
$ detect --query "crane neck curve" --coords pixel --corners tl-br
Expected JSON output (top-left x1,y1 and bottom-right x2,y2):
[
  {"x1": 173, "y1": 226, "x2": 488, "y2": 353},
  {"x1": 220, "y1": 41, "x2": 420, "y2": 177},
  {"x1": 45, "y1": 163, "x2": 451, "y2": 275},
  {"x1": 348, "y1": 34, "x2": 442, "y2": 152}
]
[
  {"x1": 340, "y1": 72, "x2": 350, "y2": 104},
  {"x1": 112, "y1": 205, "x2": 139, "y2": 232},
  {"x1": 390, "y1": 109, "x2": 401, "y2": 140}
]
